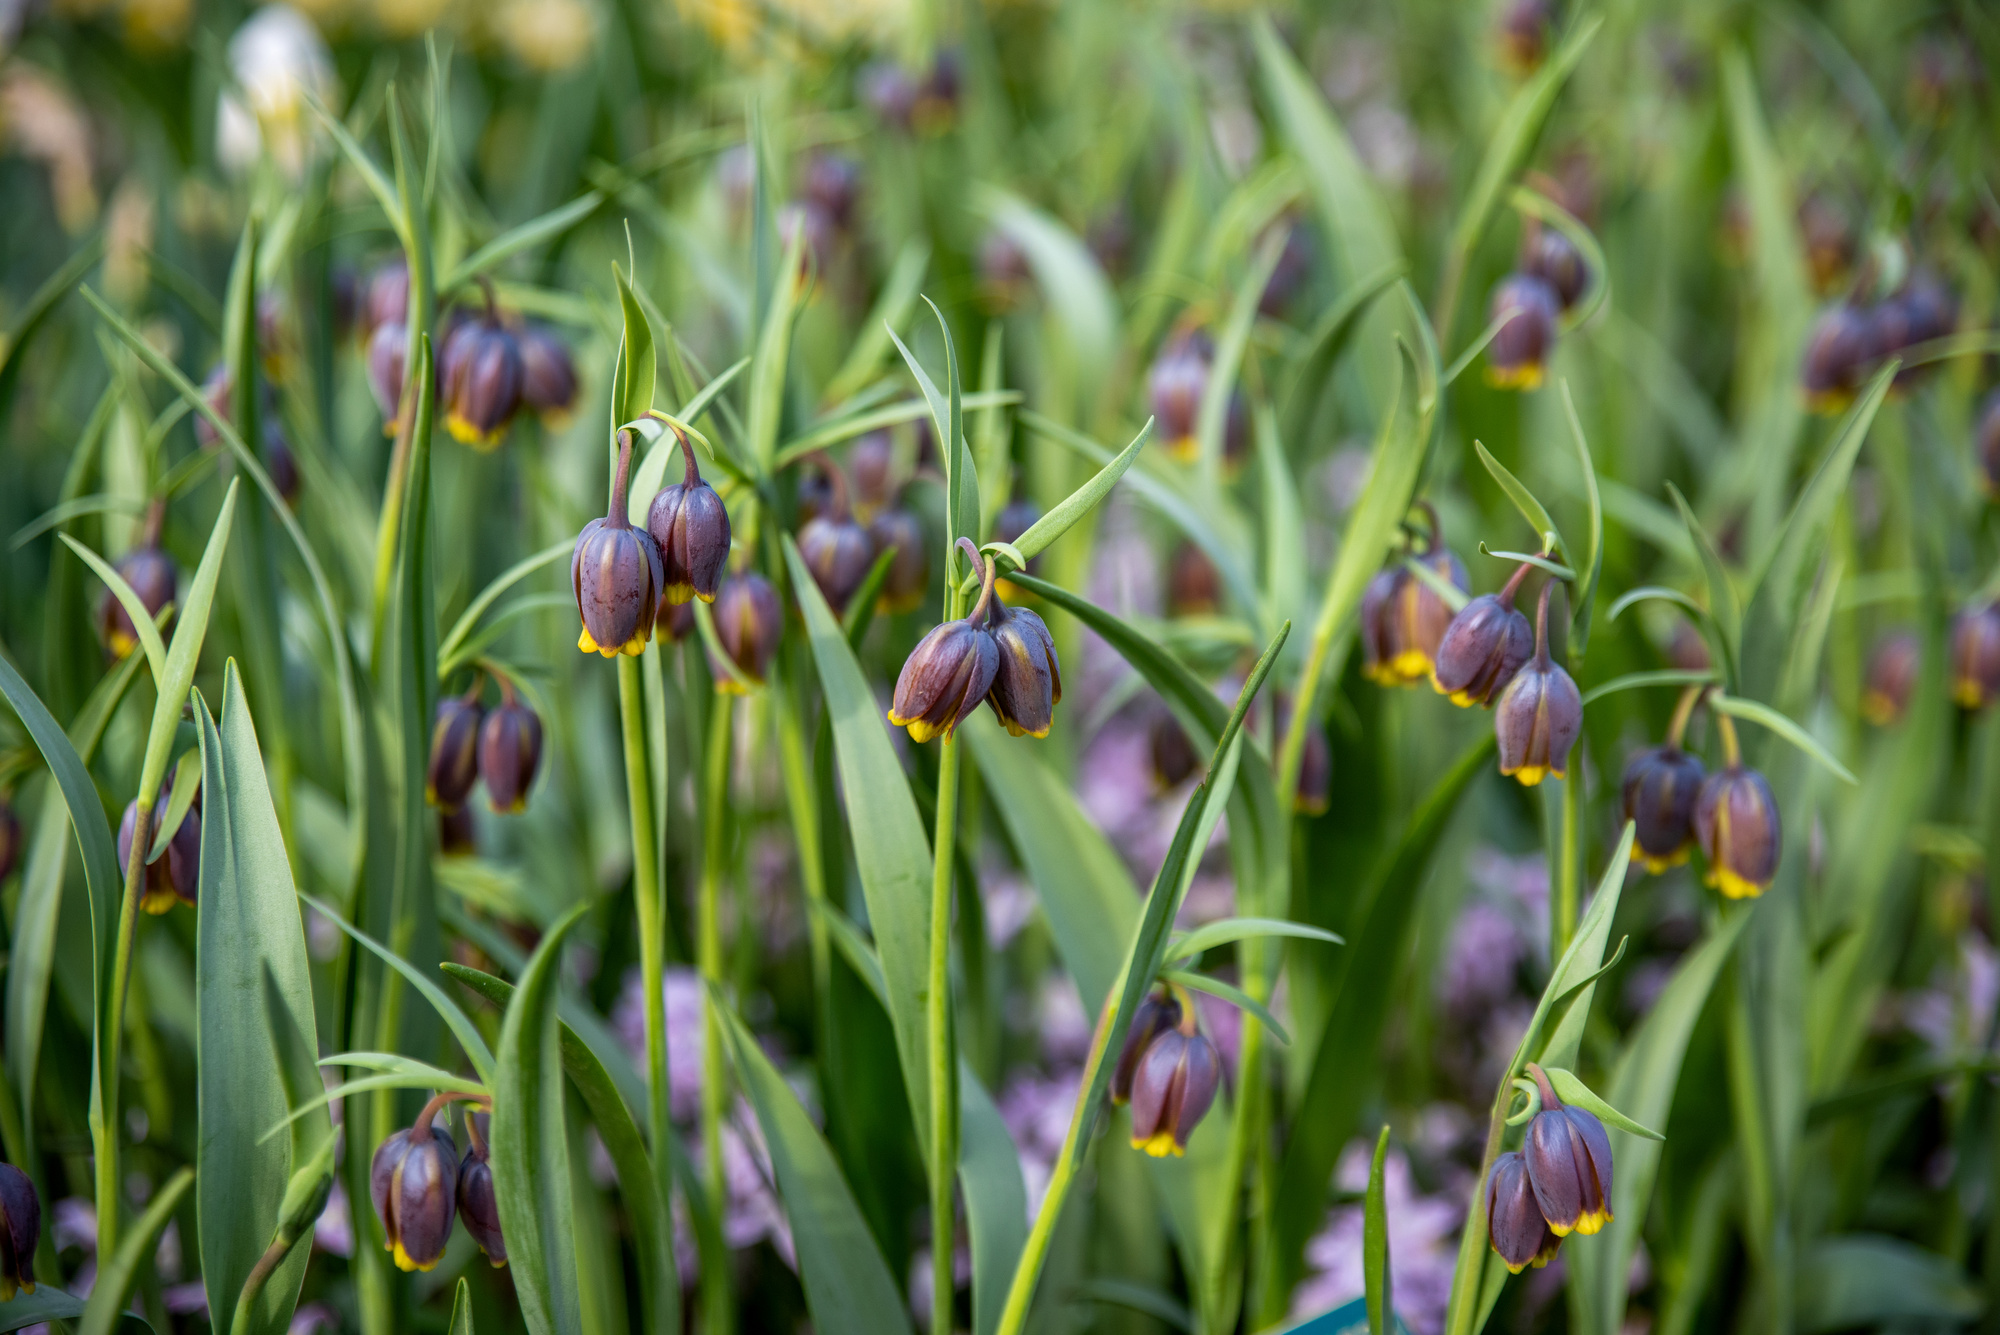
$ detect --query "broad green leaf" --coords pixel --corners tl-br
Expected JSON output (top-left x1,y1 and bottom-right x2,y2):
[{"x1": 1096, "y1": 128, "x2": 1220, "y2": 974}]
[
  {"x1": 1165, "y1": 917, "x2": 1342, "y2": 964},
  {"x1": 1162, "y1": 968, "x2": 1290, "y2": 1045},
  {"x1": 299, "y1": 892, "x2": 495, "y2": 1081},
  {"x1": 442, "y1": 191, "x2": 604, "y2": 291},
  {"x1": 76, "y1": 1165, "x2": 190, "y2": 1335},
  {"x1": 0, "y1": 1287, "x2": 87, "y2": 1333},
  {"x1": 614, "y1": 265, "x2": 656, "y2": 448},
  {"x1": 492, "y1": 903, "x2": 590, "y2": 1335},
  {"x1": 1474, "y1": 442, "x2": 1568, "y2": 567},
  {"x1": 783, "y1": 535, "x2": 935, "y2": 1160},
  {"x1": 194, "y1": 668, "x2": 328, "y2": 1335},
  {"x1": 1795, "y1": 1236, "x2": 1979, "y2": 1332},
  {"x1": 442, "y1": 964, "x2": 680, "y2": 1335},
  {"x1": 715, "y1": 996, "x2": 916, "y2": 1335},
  {"x1": 1710, "y1": 693, "x2": 1857, "y2": 784},
  {"x1": 1365, "y1": 1126, "x2": 1391, "y2": 1335},
  {"x1": 1567, "y1": 914, "x2": 1747, "y2": 1335}
]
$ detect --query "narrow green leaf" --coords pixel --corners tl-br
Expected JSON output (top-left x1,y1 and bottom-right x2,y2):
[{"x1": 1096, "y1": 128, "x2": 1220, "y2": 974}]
[
  {"x1": 1258, "y1": 406, "x2": 1307, "y2": 635},
  {"x1": 59, "y1": 535, "x2": 168, "y2": 685},
  {"x1": 1666, "y1": 482, "x2": 1740, "y2": 679},
  {"x1": 1162, "y1": 968, "x2": 1291, "y2": 1045},
  {"x1": 961, "y1": 1067, "x2": 1027, "y2": 1335},
  {"x1": 626, "y1": 359, "x2": 753, "y2": 509},
  {"x1": 783, "y1": 535, "x2": 935, "y2": 1160},
  {"x1": 76, "y1": 1166, "x2": 192, "y2": 1335},
  {"x1": 1478, "y1": 546, "x2": 1575, "y2": 581},
  {"x1": 259, "y1": 1072, "x2": 488, "y2": 1145},
  {"x1": 1514, "y1": 187, "x2": 1610, "y2": 332},
  {"x1": 1165, "y1": 917, "x2": 1343, "y2": 964},
  {"x1": 492, "y1": 903, "x2": 591, "y2": 1335},
  {"x1": 1579, "y1": 669, "x2": 1718, "y2": 708},
  {"x1": 1545, "y1": 1068, "x2": 1663, "y2": 1141},
  {"x1": 194, "y1": 667, "x2": 328, "y2": 1335},
  {"x1": 147, "y1": 750, "x2": 199, "y2": 861},
  {"x1": 1281, "y1": 262, "x2": 1404, "y2": 443},
  {"x1": 716, "y1": 995, "x2": 917, "y2": 1335},
  {"x1": 449, "y1": 1278, "x2": 475, "y2": 1335},
  {"x1": 442, "y1": 191, "x2": 604, "y2": 292},
  {"x1": 1365, "y1": 1126, "x2": 1392, "y2": 1335},
  {"x1": 1606, "y1": 586, "x2": 1709, "y2": 624},
  {"x1": 614, "y1": 265, "x2": 656, "y2": 444},
  {"x1": 438, "y1": 541, "x2": 572, "y2": 670},
  {"x1": 0, "y1": 230, "x2": 104, "y2": 422},
  {"x1": 1709, "y1": 693, "x2": 1858, "y2": 784},
  {"x1": 959, "y1": 418, "x2": 1154, "y2": 596},
  {"x1": 1560, "y1": 382, "x2": 1605, "y2": 658},
  {"x1": 1474, "y1": 442, "x2": 1568, "y2": 567},
  {"x1": 745, "y1": 229, "x2": 807, "y2": 470},
  {"x1": 775, "y1": 391, "x2": 1019, "y2": 471}
]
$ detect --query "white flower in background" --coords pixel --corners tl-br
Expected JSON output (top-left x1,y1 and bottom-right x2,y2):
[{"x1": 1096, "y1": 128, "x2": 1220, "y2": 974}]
[{"x1": 216, "y1": 5, "x2": 334, "y2": 179}]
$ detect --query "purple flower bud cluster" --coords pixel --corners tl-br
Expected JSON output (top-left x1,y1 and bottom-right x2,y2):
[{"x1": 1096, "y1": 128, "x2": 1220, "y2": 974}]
[
  {"x1": 426, "y1": 674, "x2": 544, "y2": 818},
  {"x1": 888, "y1": 540, "x2": 1061, "y2": 742},
  {"x1": 1801, "y1": 271, "x2": 1958, "y2": 412},
  {"x1": 1485, "y1": 1065, "x2": 1614, "y2": 1274}
]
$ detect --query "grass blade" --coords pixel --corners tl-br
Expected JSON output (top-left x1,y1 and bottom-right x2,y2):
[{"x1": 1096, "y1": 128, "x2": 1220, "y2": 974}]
[
  {"x1": 1365, "y1": 1126, "x2": 1392, "y2": 1335},
  {"x1": 1165, "y1": 917, "x2": 1342, "y2": 964},
  {"x1": 76, "y1": 1166, "x2": 192, "y2": 1335},
  {"x1": 442, "y1": 191, "x2": 604, "y2": 292}
]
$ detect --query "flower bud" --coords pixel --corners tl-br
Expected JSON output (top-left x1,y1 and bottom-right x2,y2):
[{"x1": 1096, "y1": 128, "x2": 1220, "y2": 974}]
[
  {"x1": 370, "y1": 1119, "x2": 458, "y2": 1273},
  {"x1": 98, "y1": 533, "x2": 177, "y2": 662},
  {"x1": 362, "y1": 259, "x2": 409, "y2": 341},
  {"x1": 573, "y1": 431, "x2": 664, "y2": 657},
  {"x1": 868, "y1": 506, "x2": 928, "y2": 613},
  {"x1": 0, "y1": 1161, "x2": 41, "y2": 1300},
  {"x1": 517, "y1": 323, "x2": 578, "y2": 427},
  {"x1": 367, "y1": 320, "x2": 410, "y2": 433},
  {"x1": 986, "y1": 596, "x2": 1062, "y2": 738},
  {"x1": 1148, "y1": 331, "x2": 1211, "y2": 462},
  {"x1": 1485, "y1": 274, "x2": 1561, "y2": 390},
  {"x1": 1695, "y1": 763, "x2": 1780, "y2": 899},
  {"x1": 799, "y1": 499, "x2": 876, "y2": 615},
  {"x1": 1977, "y1": 390, "x2": 2000, "y2": 497},
  {"x1": 1360, "y1": 567, "x2": 1407, "y2": 685},
  {"x1": 479, "y1": 691, "x2": 543, "y2": 815},
  {"x1": 1128, "y1": 1027, "x2": 1222, "y2": 1159},
  {"x1": 1665, "y1": 619, "x2": 1711, "y2": 673},
  {"x1": 119, "y1": 774, "x2": 201, "y2": 914},
  {"x1": 1496, "y1": 0, "x2": 1552, "y2": 73},
  {"x1": 889, "y1": 543, "x2": 1001, "y2": 743},
  {"x1": 804, "y1": 151, "x2": 861, "y2": 229},
  {"x1": 1494, "y1": 586, "x2": 1581, "y2": 787},
  {"x1": 1297, "y1": 717, "x2": 1332, "y2": 816},
  {"x1": 438, "y1": 804, "x2": 476, "y2": 858},
  {"x1": 1110, "y1": 990, "x2": 1180, "y2": 1104},
  {"x1": 426, "y1": 692, "x2": 485, "y2": 811},
  {"x1": 713, "y1": 573, "x2": 783, "y2": 691},
  {"x1": 457, "y1": 1113, "x2": 505, "y2": 1266},
  {"x1": 1522, "y1": 225, "x2": 1587, "y2": 310},
  {"x1": 978, "y1": 229, "x2": 1034, "y2": 312},
  {"x1": 440, "y1": 318, "x2": 524, "y2": 450},
  {"x1": 1801, "y1": 303, "x2": 1873, "y2": 413},
  {"x1": 0, "y1": 793, "x2": 19, "y2": 884},
  {"x1": 1861, "y1": 630, "x2": 1920, "y2": 726},
  {"x1": 851, "y1": 430, "x2": 895, "y2": 512},
  {"x1": 647, "y1": 447, "x2": 732, "y2": 607},
  {"x1": 860, "y1": 59, "x2": 920, "y2": 130},
  {"x1": 1258, "y1": 220, "x2": 1312, "y2": 317},
  {"x1": 1168, "y1": 541, "x2": 1222, "y2": 617},
  {"x1": 1485, "y1": 1151, "x2": 1559, "y2": 1273},
  {"x1": 1621, "y1": 745, "x2": 1705, "y2": 873},
  {"x1": 1432, "y1": 565, "x2": 1534, "y2": 707},
  {"x1": 1523, "y1": 1065, "x2": 1614, "y2": 1237},
  {"x1": 1951, "y1": 604, "x2": 2000, "y2": 710},
  {"x1": 1149, "y1": 712, "x2": 1200, "y2": 790},
  {"x1": 264, "y1": 424, "x2": 301, "y2": 506}
]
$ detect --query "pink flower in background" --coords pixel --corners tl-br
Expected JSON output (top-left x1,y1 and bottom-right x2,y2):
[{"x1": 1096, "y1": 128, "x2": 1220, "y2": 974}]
[
  {"x1": 613, "y1": 964, "x2": 706, "y2": 1122},
  {"x1": 1291, "y1": 1141, "x2": 1462, "y2": 1335},
  {"x1": 1438, "y1": 900, "x2": 1527, "y2": 1020}
]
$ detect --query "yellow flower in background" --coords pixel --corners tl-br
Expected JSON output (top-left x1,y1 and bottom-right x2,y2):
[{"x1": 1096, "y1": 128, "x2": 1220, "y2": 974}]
[
  {"x1": 0, "y1": 65, "x2": 97, "y2": 231},
  {"x1": 495, "y1": 0, "x2": 595, "y2": 72}
]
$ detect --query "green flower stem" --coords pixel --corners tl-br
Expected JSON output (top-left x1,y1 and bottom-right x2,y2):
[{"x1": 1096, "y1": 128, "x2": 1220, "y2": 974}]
[
  {"x1": 928, "y1": 729, "x2": 962, "y2": 1335},
  {"x1": 617, "y1": 655, "x2": 675, "y2": 1225},
  {"x1": 1552, "y1": 754, "x2": 1581, "y2": 962},
  {"x1": 97, "y1": 788, "x2": 157, "y2": 1258},
  {"x1": 698, "y1": 686, "x2": 735, "y2": 1335},
  {"x1": 229, "y1": 1234, "x2": 298, "y2": 1335}
]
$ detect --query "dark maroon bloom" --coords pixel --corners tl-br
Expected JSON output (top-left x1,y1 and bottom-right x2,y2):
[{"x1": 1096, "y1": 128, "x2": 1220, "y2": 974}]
[
  {"x1": 979, "y1": 229, "x2": 1033, "y2": 311},
  {"x1": 1127, "y1": 1026, "x2": 1222, "y2": 1158},
  {"x1": 1486, "y1": 1151, "x2": 1559, "y2": 1273},
  {"x1": 363, "y1": 259, "x2": 410, "y2": 340},
  {"x1": 0, "y1": 1161, "x2": 40, "y2": 1300},
  {"x1": 859, "y1": 60, "x2": 920, "y2": 129},
  {"x1": 1862, "y1": 631, "x2": 1920, "y2": 726},
  {"x1": 889, "y1": 542, "x2": 1001, "y2": 743},
  {"x1": 330, "y1": 263, "x2": 361, "y2": 338},
  {"x1": 1360, "y1": 567, "x2": 1406, "y2": 685},
  {"x1": 797, "y1": 467, "x2": 875, "y2": 613},
  {"x1": 655, "y1": 597, "x2": 697, "y2": 644},
  {"x1": 796, "y1": 464, "x2": 837, "y2": 527},
  {"x1": 457, "y1": 1112, "x2": 505, "y2": 1266},
  {"x1": 1497, "y1": 0, "x2": 1553, "y2": 72},
  {"x1": 1297, "y1": 717, "x2": 1332, "y2": 815},
  {"x1": 1168, "y1": 541, "x2": 1222, "y2": 617},
  {"x1": 573, "y1": 430, "x2": 665, "y2": 657},
  {"x1": 1523, "y1": 1064, "x2": 1614, "y2": 1236},
  {"x1": 1977, "y1": 390, "x2": 2000, "y2": 497},
  {"x1": 370, "y1": 1117, "x2": 458, "y2": 1273},
  {"x1": 517, "y1": 323, "x2": 579, "y2": 426},
  {"x1": 118, "y1": 774, "x2": 200, "y2": 915},
  {"x1": 868, "y1": 506, "x2": 928, "y2": 613},
  {"x1": 1522, "y1": 225, "x2": 1587, "y2": 310},
  {"x1": 263, "y1": 425, "x2": 301, "y2": 506},
  {"x1": 1258, "y1": 221, "x2": 1313, "y2": 316},
  {"x1": 1432, "y1": 564, "x2": 1534, "y2": 707},
  {"x1": 1148, "y1": 330, "x2": 1212, "y2": 461},
  {"x1": 1802, "y1": 304, "x2": 1874, "y2": 412},
  {"x1": 850, "y1": 431, "x2": 895, "y2": 512},
  {"x1": 713, "y1": 573, "x2": 783, "y2": 691},
  {"x1": 0, "y1": 793, "x2": 19, "y2": 884},
  {"x1": 98, "y1": 518, "x2": 177, "y2": 663},
  {"x1": 426, "y1": 691, "x2": 485, "y2": 811},
  {"x1": 438, "y1": 804, "x2": 475, "y2": 858},
  {"x1": 803, "y1": 152, "x2": 862, "y2": 229},
  {"x1": 1110, "y1": 990, "x2": 1180, "y2": 1104},
  {"x1": 1494, "y1": 583, "x2": 1582, "y2": 787},
  {"x1": 1695, "y1": 763, "x2": 1781, "y2": 899},
  {"x1": 1367, "y1": 525, "x2": 1469, "y2": 686},
  {"x1": 1622, "y1": 745, "x2": 1706, "y2": 873},
  {"x1": 440, "y1": 317, "x2": 524, "y2": 450},
  {"x1": 1951, "y1": 604, "x2": 2000, "y2": 710},
  {"x1": 1486, "y1": 273, "x2": 1561, "y2": 389},
  {"x1": 986, "y1": 596, "x2": 1061, "y2": 738},
  {"x1": 479, "y1": 688, "x2": 542, "y2": 815},
  {"x1": 1798, "y1": 191, "x2": 1855, "y2": 291},
  {"x1": 647, "y1": 444, "x2": 732, "y2": 608},
  {"x1": 368, "y1": 320, "x2": 410, "y2": 433},
  {"x1": 1148, "y1": 711, "x2": 1200, "y2": 790}
]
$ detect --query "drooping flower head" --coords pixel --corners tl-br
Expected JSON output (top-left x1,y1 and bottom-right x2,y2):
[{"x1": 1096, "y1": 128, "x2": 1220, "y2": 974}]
[
  {"x1": 1432, "y1": 561, "x2": 1535, "y2": 707},
  {"x1": 1495, "y1": 581, "x2": 1583, "y2": 786},
  {"x1": 369, "y1": 1099, "x2": 460, "y2": 1273},
  {"x1": 572, "y1": 429, "x2": 665, "y2": 657},
  {"x1": 1522, "y1": 1063, "x2": 1614, "y2": 1238},
  {"x1": 646, "y1": 437, "x2": 732, "y2": 608},
  {"x1": 888, "y1": 539, "x2": 1002, "y2": 744}
]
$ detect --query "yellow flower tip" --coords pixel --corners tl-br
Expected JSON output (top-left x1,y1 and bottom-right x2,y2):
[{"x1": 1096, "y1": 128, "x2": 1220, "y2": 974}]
[
  {"x1": 107, "y1": 631, "x2": 137, "y2": 660},
  {"x1": 1163, "y1": 434, "x2": 1199, "y2": 463},
  {"x1": 1639, "y1": 847, "x2": 1691, "y2": 875},
  {"x1": 1486, "y1": 362, "x2": 1545, "y2": 391},
  {"x1": 383, "y1": 420, "x2": 401, "y2": 438},
  {"x1": 1709, "y1": 866, "x2": 1769, "y2": 900},
  {"x1": 1388, "y1": 649, "x2": 1433, "y2": 680},
  {"x1": 619, "y1": 636, "x2": 646, "y2": 657},
  {"x1": 1953, "y1": 679, "x2": 1988, "y2": 709},
  {"x1": 715, "y1": 677, "x2": 754, "y2": 695},
  {"x1": 578, "y1": 626, "x2": 601, "y2": 654},
  {"x1": 1573, "y1": 1209, "x2": 1612, "y2": 1236},
  {"x1": 488, "y1": 1256, "x2": 510, "y2": 1269},
  {"x1": 1506, "y1": 764, "x2": 1552, "y2": 787},
  {"x1": 538, "y1": 408, "x2": 575, "y2": 433},
  {"x1": 140, "y1": 889, "x2": 180, "y2": 915},
  {"x1": 391, "y1": 1242, "x2": 436, "y2": 1273},
  {"x1": 1504, "y1": 1257, "x2": 1532, "y2": 1275},
  {"x1": 663, "y1": 583, "x2": 695, "y2": 606},
  {"x1": 1546, "y1": 1218, "x2": 1573, "y2": 1238},
  {"x1": 1805, "y1": 388, "x2": 1854, "y2": 416},
  {"x1": 898, "y1": 717, "x2": 943, "y2": 743},
  {"x1": 1132, "y1": 1130, "x2": 1183, "y2": 1158},
  {"x1": 446, "y1": 413, "x2": 504, "y2": 450},
  {"x1": 1860, "y1": 693, "x2": 1897, "y2": 726},
  {"x1": 696, "y1": 589, "x2": 718, "y2": 604}
]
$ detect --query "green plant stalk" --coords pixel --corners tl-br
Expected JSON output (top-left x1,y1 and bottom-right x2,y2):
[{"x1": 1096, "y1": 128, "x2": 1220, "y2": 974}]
[
  {"x1": 229, "y1": 1233, "x2": 302, "y2": 1335},
  {"x1": 698, "y1": 687, "x2": 734, "y2": 1335},
  {"x1": 928, "y1": 729, "x2": 962, "y2": 1335},
  {"x1": 1552, "y1": 755, "x2": 1581, "y2": 962},
  {"x1": 97, "y1": 784, "x2": 157, "y2": 1257},
  {"x1": 619, "y1": 654, "x2": 674, "y2": 1219}
]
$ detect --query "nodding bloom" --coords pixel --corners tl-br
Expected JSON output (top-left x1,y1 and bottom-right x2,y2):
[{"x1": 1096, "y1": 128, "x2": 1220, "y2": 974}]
[
  {"x1": 1295, "y1": 709, "x2": 1333, "y2": 816},
  {"x1": 362, "y1": 258, "x2": 409, "y2": 342},
  {"x1": 0, "y1": 792, "x2": 19, "y2": 883},
  {"x1": 1126, "y1": 997, "x2": 1222, "y2": 1159},
  {"x1": 0, "y1": 1160, "x2": 40, "y2": 1300},
  {"x1": 1622, "y1": 744, "x2": 1706, "y2": 874},
  {"x1": 1494, "y1": 582, "x2": 1582, "y2": 787},
  {"x1": 803, "y1": 151, "x2": 862, "y2": 230},
  {"x1": 1801, "y1": 303, "x2": 1874, "y2": 413},
  {"x1": 795, "y1": 463, "x2": 837, "y2": 527},
  {"x1": 119, "y1": 775, "x2": 201, "y2": 914},
  {"x1": 1432, "y1": 562, "x2": 1534, "y2": 707},
  {"x1": 1522, "y1": 1063, "x2": 1614, "y2": 1237},
  {"x1": 986, "y1": 590, "x2": 1062, "y2": 738},
  {"x1": 517, "y1": 323, "x2": 578, "y2": 427},
  {"x1": 1496, "y1": 0, "x2": 1553, "y2": 74},
  {"x1": 850, "y1": 430, "x2": 894, "y2": 514},
  {"x1": 1877, "y1": 272, "x2": 1957, "y2": 387},
  {"x1": 888, "y1": 540, "x2": 1001, "y2": 743},
  {"x1": 868, "y1": 506, "x2": 928, "y2": 613},
  {"x1": 1694, "y1": 713, "x2": 1780, "y2": 899},
  {"x1": 712, "y1": 573, "x2": 783, "y2": 692},
  {"x1": 438, "y1": 804, "x2": 476, "y2": 858},
  {"x1": 367, "y1": 320, "x2": 410, "y2": 433},
  {"x1": 98, "y1": 503, "x2": 177, "y2": 661},
  {"x1": 646, "y1": 441, "x2": 731, "y2": 608},
  {"x1": 1950, "y1": 603, "x2": 2000, "y2": 710},
  {"x1": 1149, "y1": 330, "x2": 1212, "y2": 462},
  {"x1": 1362, "y1": 508, "x2": 1468, "y2": 685},
  {"x1": 1149, "y1": 711, "x2": 1200, "y2": 790},
  {"x1": 1258, "y1": 220, "x2": 1313, "y2": 316},
  {"x1": 456, "y1": 1111, "x2": 505, "y2": 1266},
  {"x1": 796, "y1": 463, "x2": 876, "y2": 613},
  {"x1": 1522, "y1": 224, "x2": 1587, "y2": 310},
  {"x1": 478, "y1": 681, "x2": 542, "y2": 815},
  {"x1": 1977, "y1": 390, "x2": 2000, "y2": 498},
  {"x1": 978, "y1": 229, "x2": 1033, "y2": 311},
  {"x1": 1486, "y1": 1151, "x2": 1559, "y2": 1274},
  {"x1": 439, "y1": 313, "x2": 524, "y2": 450},
  {"x1": 1861, "y1": 630, "x2": 1920, "y2": 726},
  {"x1": 1485, "y1": 273, "x2": 1561, "y2": 390},
  {"x1": 426, "y1": 687, "x2": 486, "y2": 811},
  {"x1": 369, "y1": 1099, "x2": 460, "y2": 1273},
  {"x1": 1111, "y1": 989, "x2": 1181, "y2": 1104},
  {"x1": 264, "y1": 424, "x2": 300, "y2": 506},
  {"x1": 572, "y1": 430, "x2": 665, "y2": 657},
  {"x1": 1169, "y1": 541, "x2": 1222, "y2": 617}
]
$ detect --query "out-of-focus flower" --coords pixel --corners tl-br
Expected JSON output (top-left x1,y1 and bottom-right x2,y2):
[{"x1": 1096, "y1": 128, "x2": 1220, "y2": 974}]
[
  {"x1": 1496, "y1": 0, "x2": 1553, "y2": 74},
  {"x1": 1862, "y1": 631, "x2": 1921, "y2": 726},
  {"x1": 118, "y1": 775, "x2": 201, "y2": 914},
  {"x1": 97, "y1": 512, "x2": 177, "y2": 662},
  {"x1": 478, "y1": 683, "x2": 542, "y2": 814},
  {"x1": 494, "y1": 0, "x2": 596, "y2": 72},
  {"x1": 1521, "y1": 224, "x2": 1587, "y2": 310},
  {"x1": 1168, "y1": 541, "x2": 1222, "y2": 617},
  {"x1": 0, "y1": 1161, "x2": 40, "y2": 1300},
  {"x1": 517, "y1": 323, "x2": 579, "y2": 427},
  {"x1": 1439, "y1": 900, "x2": 1527, "y2": 1020},
  {"x1": 1485, "y1": 273, "x2": 1561, "y2": 390},
  {"x1": 439, "y1": 315, "x2": 524, "y2": 449},
  {"x1": 1, "y1": 65, "x2": 97, "y2": 231},
  {"x1": 978, "y1": 228, "x2": 1033, "y2": 312},
  {"x1": 1798, "y1": 190, "x2": 1856, "y2": 292},
  {"x1": 613, "y1": 966, "x2": 706, "y2": 1122},
  {"x1": 1950, "y1": 604, "x2": 2000, "y2": 710},
  {"x1": 868, "y1": 506, "x2": 927, "y2": 613},
  {"x1": 797, "y1": 467, "x2": 875, "y2": 612},
  {"x1": 426, "y1": 689, "x2": 485, "y2": 811},
  {"x1": 1694, "y1": 729, "x2": 1781, "y2": 901},
  {"x1": 1622, "y1": 744, "x2": 1706, "y2": 873},
  {"x1": 1259, "y1": 219, "x2": 1314, "y2": 316},
  {"x1": 712, "y1": 574, "x2": 783, "y2": 690},
  {"x1": 1291, "y1": 1140, "x2": 1463, "y2": 1334},
  {"x1": 1801, "y1": 303, "x2": 1876, "y2": 413},
  {"x1": 0, "y1": 793, "x2": 19, "y2": 884},
  {"x1": 216, "y1": 6, "x2": 335, "y2": 181}
]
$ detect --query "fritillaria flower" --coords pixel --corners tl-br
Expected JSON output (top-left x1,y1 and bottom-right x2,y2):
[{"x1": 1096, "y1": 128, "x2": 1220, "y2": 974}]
[
  {"x1": 1494, "y1": 582, "x2": 1582, "y2": 787},
  {"x1": 888, "y1": 540, "x2": 1002, "y2": 744},
  {"x1": 1432, "y1": 562, "x2": 1534, "y2": 707},
  {"x1": 647, "y1": 441, "x2": 731, "y2": 608},
  {"x1": 478, "y1": 680, "x2": 543, "y2": 814},
  {"x1": 572, "y1": 430, "x2": 665, "y2": 657},
  {"x1": 1522, "y1": 1063, "x2": 1614, "y2": 1237},
  {"x1": 1485, "y1": 273, "x2": 1561, "y2": 389},
  {"x1": 456, "y1": 1111, "x2": 505, "y2": 1266},
  {"x1": 426, "y1": 686, "x2": 485, "y2": 811},
  {"x1": 370, "y1": 1102, "x2": 459, "y2": 1273},
  {"x1": 0, "y1": 1160, "x2": 40, "y2": 1300}
]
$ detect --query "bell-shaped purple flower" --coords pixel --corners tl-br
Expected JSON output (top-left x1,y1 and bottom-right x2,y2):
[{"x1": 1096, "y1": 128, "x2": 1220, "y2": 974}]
[
  {"x1": 1432, "y1": 563, "x2": 1534, "y2": 707},
  {"x1": 478, "y1": 686, "x2": 543, "y2": 815},
  {"x1": 370, "y1": 1114, "x2": 458, "y2": 1274},
  {"x1": 647, "y1": 444, "x2": 732, "y2": 608},
  {"x1": 573, "y1": 430, "x2": 665, "y2": 657}
]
